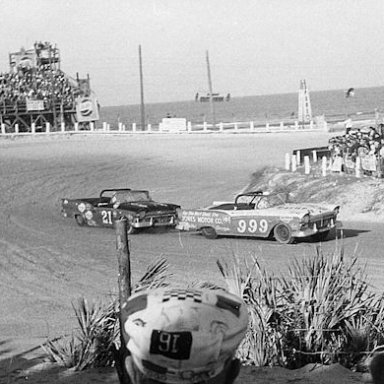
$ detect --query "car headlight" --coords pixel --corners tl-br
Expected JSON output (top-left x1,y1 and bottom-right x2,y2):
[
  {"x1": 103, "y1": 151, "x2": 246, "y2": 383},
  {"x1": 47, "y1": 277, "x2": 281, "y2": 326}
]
[
  {"x1": 301, "y1": 214, "x2": 310, "y2": 224},
  {"x1": 137, "y1": 211, "x2": 146, "y2": 219}
]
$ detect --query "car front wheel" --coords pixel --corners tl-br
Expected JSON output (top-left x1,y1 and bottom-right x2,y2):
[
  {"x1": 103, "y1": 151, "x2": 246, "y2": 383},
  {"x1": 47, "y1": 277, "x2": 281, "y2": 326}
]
[
  {"x1": 127, "y1": 223, "x2": 138, "y2": 235},
  {"x1": 201, "y1": 227, "x2": 218, "y2": 239},
  {"x1": 274, "y1": 223, "x2": 294, "y2": 244}
]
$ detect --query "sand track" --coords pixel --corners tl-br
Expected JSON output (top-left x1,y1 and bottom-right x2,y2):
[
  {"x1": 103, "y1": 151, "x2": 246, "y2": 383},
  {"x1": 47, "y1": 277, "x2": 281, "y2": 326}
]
[{"x1": 1, "y1": 132, "x2": 383, "y2": 363}]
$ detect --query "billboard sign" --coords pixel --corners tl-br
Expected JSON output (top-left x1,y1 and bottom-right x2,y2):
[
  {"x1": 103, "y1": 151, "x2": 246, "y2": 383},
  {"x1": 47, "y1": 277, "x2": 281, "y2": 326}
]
[
  {"x1": 26, "y1": 98, "x2": 45, "y2": 111},
  {"x1": 76, "y1": 96, "x2": 99, "y2": 122}
]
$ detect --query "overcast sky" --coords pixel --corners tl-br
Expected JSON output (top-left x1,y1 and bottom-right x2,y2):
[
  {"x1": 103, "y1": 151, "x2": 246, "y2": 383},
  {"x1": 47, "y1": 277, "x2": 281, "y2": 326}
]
[{"x1": 0, "y1": 0, "x2": 383, "y2": 106}]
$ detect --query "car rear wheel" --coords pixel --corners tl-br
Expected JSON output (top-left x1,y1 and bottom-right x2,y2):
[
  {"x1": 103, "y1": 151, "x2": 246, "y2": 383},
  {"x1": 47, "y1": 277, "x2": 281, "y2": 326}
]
[
  {"x1": 201, "y1": 227, "x2": 218, "y2": 239},
  {"x1": 75, "y1": 215, "x2": 86, "y2": 226},
  {"x1": 274, "y1": 223, "x2": 294, "y2": 244}
]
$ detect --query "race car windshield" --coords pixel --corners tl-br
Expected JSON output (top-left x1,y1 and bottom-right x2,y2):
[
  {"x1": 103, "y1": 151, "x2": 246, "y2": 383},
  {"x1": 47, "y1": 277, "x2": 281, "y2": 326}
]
[
  {"x1": 254, "y1": 193, "x2": 287, "y2": 209},
  {"x1": 112, "y1": 191, "x2": 151, "y2": 203}
]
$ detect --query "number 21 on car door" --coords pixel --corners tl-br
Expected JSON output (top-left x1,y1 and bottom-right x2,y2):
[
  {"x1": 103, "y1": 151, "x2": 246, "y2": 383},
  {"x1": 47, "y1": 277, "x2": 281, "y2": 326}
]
[
  {"x1": 233, "y1": 218, "x2": 269, "y2": 236},
  {"x1": 94, "y1": 209, "x2": 114, "y2": 227}
]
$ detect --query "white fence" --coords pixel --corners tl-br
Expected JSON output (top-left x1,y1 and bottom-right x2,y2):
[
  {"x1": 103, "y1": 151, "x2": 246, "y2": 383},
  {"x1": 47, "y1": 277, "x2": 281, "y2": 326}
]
[{"x1": 0, "y1": 119, "x2": 326, "y2": 136}]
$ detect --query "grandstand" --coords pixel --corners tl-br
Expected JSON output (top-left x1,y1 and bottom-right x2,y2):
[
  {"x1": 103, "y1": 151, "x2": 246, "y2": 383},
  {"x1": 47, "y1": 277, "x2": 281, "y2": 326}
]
[{"x1": 0, "y1": 41, "x2": 99, "y2": 133}]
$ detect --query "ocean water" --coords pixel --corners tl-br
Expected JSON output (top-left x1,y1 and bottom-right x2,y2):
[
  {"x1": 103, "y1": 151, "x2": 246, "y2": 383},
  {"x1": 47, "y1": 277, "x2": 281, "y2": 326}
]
[{"x1": 99, "y1": 86, "x2": 384, "y2": 128}]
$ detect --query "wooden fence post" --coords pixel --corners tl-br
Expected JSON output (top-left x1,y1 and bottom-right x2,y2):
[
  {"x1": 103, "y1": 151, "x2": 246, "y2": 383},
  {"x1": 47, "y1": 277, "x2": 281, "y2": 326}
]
[
  {"x1": 304, "y1": 155, "x2": 310, "y2": 174},
  {"x1": 312, "y1": 150, "x2": 318, "y2": 163},
  {"x1": 322, "y1": 156, "x2": 327, "y2": 176},
  {"x1": 114, "y1": 218, "x2": 132, "y2": 384},
  {"x1": 285, "y1": 153, "x2": 290, "y2": 170}
]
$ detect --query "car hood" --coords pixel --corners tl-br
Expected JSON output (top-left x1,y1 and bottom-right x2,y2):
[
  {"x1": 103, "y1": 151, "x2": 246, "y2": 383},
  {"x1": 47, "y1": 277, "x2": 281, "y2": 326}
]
[
  {"x1": 262, "y1": 203, "x2": 339, "y2": 218},
  {"x1": 118, "y1": 201, "x2": 179, "y2": 213}
]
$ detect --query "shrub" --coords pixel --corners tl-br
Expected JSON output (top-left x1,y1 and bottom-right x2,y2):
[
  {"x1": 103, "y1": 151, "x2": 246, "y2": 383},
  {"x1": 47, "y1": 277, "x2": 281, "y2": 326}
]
[
  {"x1": 218, "y1": 246, "x2": 384, "y2": 371},
  {"x1": 42, "y1": 247, "x2": 384, "y2": 372},
  {"x1": 42, "y1": 257, "x2": 171, "y2": 370}
]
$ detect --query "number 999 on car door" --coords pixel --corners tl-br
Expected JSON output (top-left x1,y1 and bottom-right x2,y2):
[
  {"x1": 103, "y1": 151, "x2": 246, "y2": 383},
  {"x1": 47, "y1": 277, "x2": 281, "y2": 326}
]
[{"x1": 233, "y1": 218, "x2": 269, "y2": 236}]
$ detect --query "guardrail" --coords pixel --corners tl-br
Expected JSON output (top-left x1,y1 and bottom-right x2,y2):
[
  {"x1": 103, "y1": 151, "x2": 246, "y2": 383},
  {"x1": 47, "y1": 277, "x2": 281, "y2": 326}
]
[{"x1": 0, "y1": 119, "x2": 327, "y2": 136}]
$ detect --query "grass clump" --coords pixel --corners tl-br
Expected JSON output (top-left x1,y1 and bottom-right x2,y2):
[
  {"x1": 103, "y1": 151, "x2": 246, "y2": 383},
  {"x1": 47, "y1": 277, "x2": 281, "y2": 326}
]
[
  {"x1": 219, "y1": 246, "x2": 384, "y2": 371},
  {"x1": 42, "y1": 257, "x2": 171, "y2": 370},
  {"x1": 42, "y1": 247, "x2": 384, "y2": 372}
]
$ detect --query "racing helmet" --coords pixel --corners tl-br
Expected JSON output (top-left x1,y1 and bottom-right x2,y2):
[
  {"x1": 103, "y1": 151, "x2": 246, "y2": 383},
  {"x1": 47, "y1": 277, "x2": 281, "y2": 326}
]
[{"x1": 121, "y1": 287, "x2": 249, "y2": 384}]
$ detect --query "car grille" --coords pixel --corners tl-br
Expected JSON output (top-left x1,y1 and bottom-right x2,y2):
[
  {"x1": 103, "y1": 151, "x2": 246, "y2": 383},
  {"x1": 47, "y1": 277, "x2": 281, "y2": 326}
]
[{"x1": 312, "y1": 217, "x2": 335, "y2": 229}]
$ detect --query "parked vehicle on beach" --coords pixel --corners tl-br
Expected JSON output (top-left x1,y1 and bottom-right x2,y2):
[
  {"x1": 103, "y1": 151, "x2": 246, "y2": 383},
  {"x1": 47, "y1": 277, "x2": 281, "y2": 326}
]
[
  {"x1": 61, "y1": 188, "x2": 180, "y2": 234},
  {"x1": 176, "y1": 191, "x2": 340, "y2": 244}
]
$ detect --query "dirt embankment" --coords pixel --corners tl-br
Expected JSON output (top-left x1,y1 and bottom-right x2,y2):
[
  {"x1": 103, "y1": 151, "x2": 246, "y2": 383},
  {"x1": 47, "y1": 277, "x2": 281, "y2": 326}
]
[{"x1": 246, "y1": 166, "x2": 384, "y2": 223}]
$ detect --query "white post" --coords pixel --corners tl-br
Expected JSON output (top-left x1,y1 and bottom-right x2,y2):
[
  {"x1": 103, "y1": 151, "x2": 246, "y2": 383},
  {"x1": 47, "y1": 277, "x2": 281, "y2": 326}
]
[
  {"x1": 75, "y1": 122, "x2": 79, "y2": 132},
  {"x1": 107, "y1": 123, "x2": 110, "y2": 131},
  {"x1": 322, "y1": 156, "x2": 327, "y2": 176},
  {"x1": 203, "y1": 122, "x2": 207, "y2": 131},
  {"x1": 355, "y1": 156, "x2": 361, "y2": 178},
  {"x1": 285, "y1": 153, "x2": 290, "y2": 170},
  {"x1": 296, "y1": 150, "x2": 301, "y2": 165},
  {"x1": 266, "y1": 122, "x2": 270, "y2": 131},
  {"x1": 147, "y1": 124, "x2": 151, "y2": 132},
  {"x1": 132, "y1": 123, "x2": 136, "y2": 132},
  {"x1": 31, "y1": 123, "x2": 36, "y2": 134},
  {"x1": 304, "y1": 156, "x2": 310, "y2": 174},
  {"x1": 45, "y1": 122, "x2": 50, "y2": 133},
  {"x1": 234, "y1": 122, "x2": 238, "y2": 131},
  {"x1": 187, "y1": 121, "x2": 192, "y2": 133},
  {"x1": 250, "y1": 121, "x2": 254, "y2": 131},
  {"x1": 280, "y1": 122, "x2": 284, "y2": 130},
  {"x1": 103, "y1": 122, "x2": 107, "y2": 131},
  {"x1": 61, "y1": 122, "x2": 65, "y2": 132},
  {"x1": 15, "y1": 124, "x2": 19, "y2": 134},
  {"x1": 291, "y1": 155, "x2": 297, "y2": 172},
  {"x1": 310, "y1": 120, "x2": 314, "y2": 129},
  {"x1": 122, "y1": 124, "x2": 126, "y2": 131},
  {"x1": 312, "y1": 150, "x2": 317, "y2": 163},
  {"x1": 1, "y1": 123, "x2": 5, "y2": 135},
  {"x1": 90, "y1": 122, "x2": 95, "y2": 131},
  {"x1": 219, "y1": 122, "x2": 224, "y2": 132},
  {"x1": 295, "y1": 121, "x2": 299, "y2": 130},
  {"x1": 118, "y1": 122, "x2": 123, "y2": 131}
]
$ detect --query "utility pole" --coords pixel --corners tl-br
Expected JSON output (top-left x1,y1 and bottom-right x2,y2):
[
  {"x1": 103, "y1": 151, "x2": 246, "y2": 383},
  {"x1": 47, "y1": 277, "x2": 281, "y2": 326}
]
[
  {"x1": 206, "y1": 50, "x2": 216, "y2": 129},
  {"x1": 49, "y1": 46, "x2": 57, "y2": 130},
  {"x1": 139, "y1": 45, "x2": 145, "y2": 131}
]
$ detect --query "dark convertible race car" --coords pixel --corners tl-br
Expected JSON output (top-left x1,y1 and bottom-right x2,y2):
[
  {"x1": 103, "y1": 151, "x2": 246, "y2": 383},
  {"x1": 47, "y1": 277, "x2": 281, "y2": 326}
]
[{"x1": 61, "y1": 188, "x2": 180, "y2": 234}]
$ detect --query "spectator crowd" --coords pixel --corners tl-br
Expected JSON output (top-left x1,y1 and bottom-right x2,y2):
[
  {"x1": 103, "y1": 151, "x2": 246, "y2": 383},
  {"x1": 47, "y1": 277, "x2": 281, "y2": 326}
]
[
  {"x1": 328, "y1": 124, "x2": 384, "y2": 175},
  {"x1": 0, "y1": 66, "x2": 75, "y2": 109}
]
